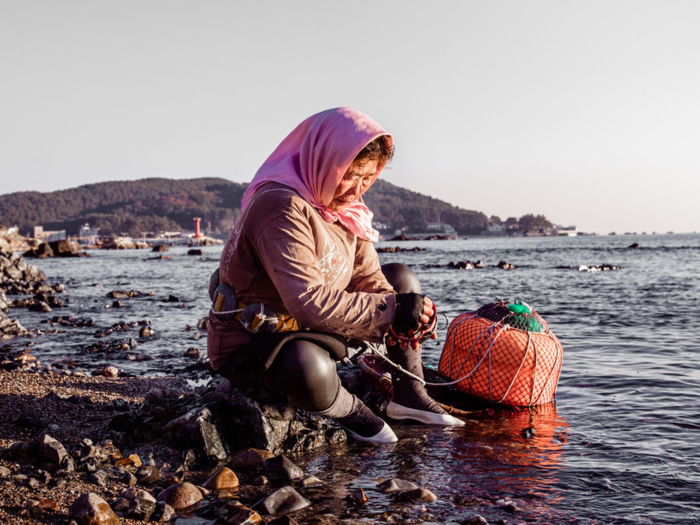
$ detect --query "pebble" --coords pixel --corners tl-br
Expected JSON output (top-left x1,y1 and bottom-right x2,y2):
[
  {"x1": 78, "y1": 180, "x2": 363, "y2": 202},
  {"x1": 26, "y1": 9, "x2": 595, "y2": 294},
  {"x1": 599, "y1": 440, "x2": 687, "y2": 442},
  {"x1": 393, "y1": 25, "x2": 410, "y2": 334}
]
[
  {"x1": 110, "y1": 497, "x2": 130, "y2": 512},
  {"x1": 24, "y1": 498, "x2": 44, "y2": 518},
  {"x1": 99, "y1": 365, "x2": 120, "y2": 378},
  {"x1": 151, "y1": 501, "x2": 177, "y2": 522},
  {"x1": 29, "y1": 301, "x2": 52, "y2": 312},
  {"x1": 69, "y1": 493, "x2": 120, "y2": 525},
  {"x1": 354, "y1": 487, "x2": 368, "y2": 504},
  {"x1": 497, "y1": 260, "x2": 517, "y2": 269},
  {"x1": 298, "y1": 475, "x2": 323, "y2": 487},
  {"x1": 156, "y1": 481, "x2": 203, "y2": 511},
  {"x1": 230, "y1": 449, "x2": 275, "y2": 471},
  {"x1": 253, "y1": 486, "x2": 311, "y2": 516},
  {"x1": 376, "y1": 478, "x2": 420, "y2": 494},
  {"x1": 119, "y1": 471, "x2": 138, "y2": 486},
  {"x1": 398, "y1": 488, "x2": 438, "y2": 502},
  {"x1": 123, "y1": 487, "x2": 157, "y2": 520},
  {"x1": 217, "y1": 501, "x2": 262, "y2": 524},
  {"x1": 114, "y1": 453, "x2": 142, "y2": 467},
  {"x1": 496, "y1": 497, "x2": 519, "y2": 512},
  {"x1": 135, "y1": 465, "x2": 162, "y2": 484},
  {"x1": 88, "y1": 470, "x2": 109, "y2": 487},
  {"x1": 184, "y1": 347, "x2": 201, "y2": 359},
  {"x1": 38, "y1": 434, "x2": 75, "y2": 471},
  {"x1": 203, "y1": 467, "x2": 239, "y2": 491},
  {"x1": 264, "y1": 455, "x2": 304, "y2": 481}
]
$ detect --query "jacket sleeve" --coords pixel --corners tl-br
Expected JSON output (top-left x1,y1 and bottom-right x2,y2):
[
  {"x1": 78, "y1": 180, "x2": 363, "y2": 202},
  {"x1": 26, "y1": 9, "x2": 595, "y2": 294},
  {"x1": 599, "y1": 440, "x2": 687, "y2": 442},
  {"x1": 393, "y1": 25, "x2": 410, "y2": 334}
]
[
  {"x1": 346, "y1": 239, "x2": 395, "y2": 294},
  {"x1": 253, "y1": 207, "x2": 395, "y2": 342}
]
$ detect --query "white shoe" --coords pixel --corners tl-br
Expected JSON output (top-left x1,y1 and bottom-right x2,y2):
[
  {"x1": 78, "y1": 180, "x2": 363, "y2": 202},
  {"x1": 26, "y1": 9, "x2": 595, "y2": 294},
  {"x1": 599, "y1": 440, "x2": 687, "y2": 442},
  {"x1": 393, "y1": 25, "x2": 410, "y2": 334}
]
[
  {"x1": 340, "y1": 421, "x2": 398, "y2": 444},
  {"x1": 387, "y1": 401, "x2": 466, "y2": 427}
]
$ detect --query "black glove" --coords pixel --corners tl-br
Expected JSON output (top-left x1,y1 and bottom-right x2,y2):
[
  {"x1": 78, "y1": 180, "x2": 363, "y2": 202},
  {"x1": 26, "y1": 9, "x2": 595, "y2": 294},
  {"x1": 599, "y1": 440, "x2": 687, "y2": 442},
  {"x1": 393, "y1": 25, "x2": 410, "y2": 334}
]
[{"x1": 391, "y1": 293, "x2": 425, "y2": 334}]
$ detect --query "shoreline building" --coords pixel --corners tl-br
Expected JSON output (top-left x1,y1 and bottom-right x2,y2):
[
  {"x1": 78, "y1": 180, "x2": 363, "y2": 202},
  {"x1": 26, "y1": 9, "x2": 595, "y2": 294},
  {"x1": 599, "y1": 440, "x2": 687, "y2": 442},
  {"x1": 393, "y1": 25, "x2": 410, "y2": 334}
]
[
  {"x1": 77, "y1": 223, "x2": 100, "y2": 245},
  {"x1": 32, "y1": 226, "x2": 66, "y2": 243}
]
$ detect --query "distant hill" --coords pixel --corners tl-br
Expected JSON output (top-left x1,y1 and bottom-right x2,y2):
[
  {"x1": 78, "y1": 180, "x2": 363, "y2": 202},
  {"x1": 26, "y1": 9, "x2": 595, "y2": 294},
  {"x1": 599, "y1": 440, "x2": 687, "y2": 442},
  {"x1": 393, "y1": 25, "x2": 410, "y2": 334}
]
[
  {"x1": 364, "y1": 179, "x2": 489, "y2": 234},
  {"x1": 0, "y1": 177, "x2": 545, "y2": 237},
  {"x1": 0, "y1": 178, "x2": 246, "y2": 237}
]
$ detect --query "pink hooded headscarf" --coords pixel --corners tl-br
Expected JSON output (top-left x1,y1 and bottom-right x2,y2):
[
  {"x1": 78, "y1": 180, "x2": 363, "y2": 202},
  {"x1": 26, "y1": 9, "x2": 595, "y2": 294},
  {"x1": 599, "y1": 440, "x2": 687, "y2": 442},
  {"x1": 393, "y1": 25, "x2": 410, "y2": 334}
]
[{"x1": 241, "y1": 107, "x2": 393, "y2": 243}]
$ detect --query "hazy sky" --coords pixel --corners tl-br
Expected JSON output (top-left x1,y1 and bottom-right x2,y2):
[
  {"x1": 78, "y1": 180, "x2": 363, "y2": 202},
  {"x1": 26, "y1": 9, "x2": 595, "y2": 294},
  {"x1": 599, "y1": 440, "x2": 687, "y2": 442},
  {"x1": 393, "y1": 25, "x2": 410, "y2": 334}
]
[{"x1": 2, "y1": 1, "x2": 699, "y2": 235}]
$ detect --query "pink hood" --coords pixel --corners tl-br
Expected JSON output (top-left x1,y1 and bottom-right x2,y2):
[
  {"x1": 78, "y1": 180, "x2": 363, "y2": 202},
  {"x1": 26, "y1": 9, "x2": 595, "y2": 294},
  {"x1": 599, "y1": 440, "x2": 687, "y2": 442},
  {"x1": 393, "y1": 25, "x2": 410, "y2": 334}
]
[{"x1": 241, "y1": 107, "x2": 392, "y2": 242}]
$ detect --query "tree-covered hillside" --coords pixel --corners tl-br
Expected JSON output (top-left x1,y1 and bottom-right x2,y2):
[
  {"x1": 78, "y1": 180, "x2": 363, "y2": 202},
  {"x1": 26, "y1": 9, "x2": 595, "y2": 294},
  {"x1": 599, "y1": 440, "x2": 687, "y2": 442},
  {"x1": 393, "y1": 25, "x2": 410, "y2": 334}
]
[
  {"x1": 0, "y1": 177, "x2": 549, "y2": 237},
  {"x1": 0, "y1": 178, "x2": 247, "y2": 237},
  {"x1": 364, "y1": 180, "x2": 489, "y2": 234}
]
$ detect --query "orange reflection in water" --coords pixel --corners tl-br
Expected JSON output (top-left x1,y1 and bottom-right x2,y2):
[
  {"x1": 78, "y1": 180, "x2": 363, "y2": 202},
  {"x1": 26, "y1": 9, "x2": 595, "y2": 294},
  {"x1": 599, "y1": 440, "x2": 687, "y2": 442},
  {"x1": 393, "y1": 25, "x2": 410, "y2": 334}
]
[{"x1": 448, "y1": 401, "x2": 570, "y2": 515}]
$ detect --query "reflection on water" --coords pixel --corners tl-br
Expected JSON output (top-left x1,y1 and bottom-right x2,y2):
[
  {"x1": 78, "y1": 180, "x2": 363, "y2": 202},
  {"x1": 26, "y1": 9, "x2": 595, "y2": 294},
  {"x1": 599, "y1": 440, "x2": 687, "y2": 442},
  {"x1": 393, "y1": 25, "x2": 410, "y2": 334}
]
[{"x1": 7, "y1": 234, "x2": 700, "y2": 524}]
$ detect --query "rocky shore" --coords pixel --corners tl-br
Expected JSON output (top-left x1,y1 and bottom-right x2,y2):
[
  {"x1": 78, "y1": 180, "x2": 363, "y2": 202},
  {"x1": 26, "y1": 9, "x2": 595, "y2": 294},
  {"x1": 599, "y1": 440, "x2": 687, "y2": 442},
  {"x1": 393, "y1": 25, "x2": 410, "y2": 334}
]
[
  {"x1": 1, "y1": 365, "x2": 471, "y2": 524},
  {"x1": 0, "y1": 231, "x2": 533, "y2": 524},
  {"x1": 0, "y1": 228, "x2": 34, "y2": 254}
]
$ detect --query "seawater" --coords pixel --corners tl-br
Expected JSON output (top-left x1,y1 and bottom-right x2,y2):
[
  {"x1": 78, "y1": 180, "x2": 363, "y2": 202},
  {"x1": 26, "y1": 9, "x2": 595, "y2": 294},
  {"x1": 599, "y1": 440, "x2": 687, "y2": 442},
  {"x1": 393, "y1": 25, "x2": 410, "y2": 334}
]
[{"x1": 9, "y1": 234, "x2": 700, "y2": 524}]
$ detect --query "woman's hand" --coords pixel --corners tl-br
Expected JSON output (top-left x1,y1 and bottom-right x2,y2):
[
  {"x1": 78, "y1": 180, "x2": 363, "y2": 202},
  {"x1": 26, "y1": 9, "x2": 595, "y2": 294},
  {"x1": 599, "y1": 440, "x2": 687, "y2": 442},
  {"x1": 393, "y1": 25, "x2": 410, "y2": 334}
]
[
  {"x1": 420, "y1": 296, "x2": 435, "y2": 328},
  {"x1": 388, "y1": 294, "x2": 437, "y2": 350}
]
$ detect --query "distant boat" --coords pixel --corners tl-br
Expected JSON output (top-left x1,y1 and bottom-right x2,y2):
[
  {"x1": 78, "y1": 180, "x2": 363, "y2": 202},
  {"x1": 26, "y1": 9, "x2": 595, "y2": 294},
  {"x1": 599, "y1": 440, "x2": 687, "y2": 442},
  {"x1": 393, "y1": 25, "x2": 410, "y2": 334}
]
[{"x1": 554, "y1": 226, "x2": 578, "y2": 237}]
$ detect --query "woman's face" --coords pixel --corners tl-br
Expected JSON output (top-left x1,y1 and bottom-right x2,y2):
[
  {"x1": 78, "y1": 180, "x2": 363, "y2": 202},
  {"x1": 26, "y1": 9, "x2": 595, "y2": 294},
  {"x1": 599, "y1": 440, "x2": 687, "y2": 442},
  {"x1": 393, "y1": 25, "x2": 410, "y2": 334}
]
[{"x1": 329, "y1": 159, "x2": 378, "y2": 211}]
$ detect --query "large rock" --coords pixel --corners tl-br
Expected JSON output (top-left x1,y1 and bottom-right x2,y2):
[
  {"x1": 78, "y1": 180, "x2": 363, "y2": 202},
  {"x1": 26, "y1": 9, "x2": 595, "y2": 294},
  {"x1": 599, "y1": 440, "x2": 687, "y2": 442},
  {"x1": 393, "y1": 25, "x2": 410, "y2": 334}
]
[
  {"x1": 0, "y1": 291, "x2": 10, "y2": 312},
  {"x1": 0, "y1": 249, "x2": 46, "y2": 289},
  {"x1": 48, "y1": 239, "x2": 82, "y2": 257},
  {"x1": 0, "y1": 312, "x2": 27, "y2": 340},
  {"x1": 98, "y1": 238, "x2": 148, "y2": 250},
  {"x1": 25, "y1": 242, "x2": 54, "y2": 258},
  {"x1": 162, "y1": 406, "x2": 228, "y2": 463},
  {"x1": 0, "y1": 227, "x2": 32, "y2": 252},
  {"x1": 113, "y1": 378, "x2": 340, "y2": 462},
  {"x1": 22, "y1": 240, "x2": 84, "y2": 258},
  {"x1": 207, "y1": 384, "x2": 333, "y2": 455},
  {"x1": 104, "y1": 237, "x2": 135, "y2": 250},
  {"x1": 69, "y1": 493, "x2": 120, "y2": 525}
]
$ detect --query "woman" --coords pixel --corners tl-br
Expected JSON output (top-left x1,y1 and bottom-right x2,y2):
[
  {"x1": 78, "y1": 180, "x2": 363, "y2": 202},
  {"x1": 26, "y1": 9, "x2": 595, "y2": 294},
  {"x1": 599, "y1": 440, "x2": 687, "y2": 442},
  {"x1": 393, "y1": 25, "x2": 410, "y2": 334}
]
[{"x1": 207, "y1": 107, "x2": 463, "y2": 444}]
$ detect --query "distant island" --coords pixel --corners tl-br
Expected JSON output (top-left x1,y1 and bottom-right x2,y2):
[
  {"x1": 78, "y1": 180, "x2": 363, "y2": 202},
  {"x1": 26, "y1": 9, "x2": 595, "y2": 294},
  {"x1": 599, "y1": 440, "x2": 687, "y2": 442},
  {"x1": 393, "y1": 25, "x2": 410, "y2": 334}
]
[{"x1": 0, "y1": 177, "x2": 558, "y2": 240}]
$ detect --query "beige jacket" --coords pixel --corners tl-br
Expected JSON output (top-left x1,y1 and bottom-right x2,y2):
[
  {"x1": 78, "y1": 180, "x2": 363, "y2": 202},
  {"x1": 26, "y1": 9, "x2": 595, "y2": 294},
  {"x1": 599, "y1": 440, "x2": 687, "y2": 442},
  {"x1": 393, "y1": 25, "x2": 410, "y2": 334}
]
[{"x1": 207, "y1": 183, "x2": 396, "y2": 370}]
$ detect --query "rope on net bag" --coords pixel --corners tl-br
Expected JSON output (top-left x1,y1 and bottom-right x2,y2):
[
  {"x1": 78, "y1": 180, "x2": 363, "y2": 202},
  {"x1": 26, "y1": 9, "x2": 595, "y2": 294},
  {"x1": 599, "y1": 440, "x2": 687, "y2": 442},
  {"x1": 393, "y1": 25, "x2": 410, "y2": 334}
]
[
  {"x1": 356, "y1": 298, "x2": 563, "y2": 407},
  {"x1": 438, "y1": 299, "x2": 563, "y2": 406}
]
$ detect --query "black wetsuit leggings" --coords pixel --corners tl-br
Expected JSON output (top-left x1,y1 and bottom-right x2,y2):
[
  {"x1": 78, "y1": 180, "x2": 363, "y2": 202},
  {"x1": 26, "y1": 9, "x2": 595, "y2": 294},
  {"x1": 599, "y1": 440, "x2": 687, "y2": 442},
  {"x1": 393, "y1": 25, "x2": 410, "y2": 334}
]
[{"x1": 218, "y1": 263, "x2": 421, "y2": 413}]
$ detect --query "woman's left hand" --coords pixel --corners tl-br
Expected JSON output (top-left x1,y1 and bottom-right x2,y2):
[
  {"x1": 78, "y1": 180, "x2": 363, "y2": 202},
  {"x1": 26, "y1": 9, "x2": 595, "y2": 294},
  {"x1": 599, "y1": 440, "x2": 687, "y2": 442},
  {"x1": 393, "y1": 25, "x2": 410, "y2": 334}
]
[{"x1": 387, "y1": 295, "x2": 437, "y2": 350}]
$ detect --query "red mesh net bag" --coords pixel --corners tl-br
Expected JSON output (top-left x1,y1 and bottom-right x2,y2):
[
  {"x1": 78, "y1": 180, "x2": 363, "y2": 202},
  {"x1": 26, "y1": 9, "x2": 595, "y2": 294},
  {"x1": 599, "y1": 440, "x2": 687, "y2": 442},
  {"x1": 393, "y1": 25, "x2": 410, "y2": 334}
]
[{"x1": 438, "y1": 300, "x2": 563, "y2": 406}]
